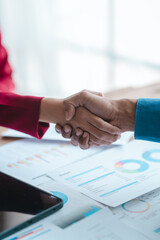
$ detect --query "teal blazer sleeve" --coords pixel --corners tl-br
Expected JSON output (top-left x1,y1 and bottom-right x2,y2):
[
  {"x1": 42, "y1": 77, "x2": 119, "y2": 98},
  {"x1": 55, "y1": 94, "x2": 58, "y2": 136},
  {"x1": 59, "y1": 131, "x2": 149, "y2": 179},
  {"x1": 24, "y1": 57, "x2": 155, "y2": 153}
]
[{"x1": 135, "y1": 98, "x2": 160, "y2": 142}]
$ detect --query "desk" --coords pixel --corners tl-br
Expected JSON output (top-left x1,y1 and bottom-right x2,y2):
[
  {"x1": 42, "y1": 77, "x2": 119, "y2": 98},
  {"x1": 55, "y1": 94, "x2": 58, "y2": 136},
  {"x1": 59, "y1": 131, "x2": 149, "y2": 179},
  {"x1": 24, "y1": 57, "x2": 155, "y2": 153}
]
[
  {"x1": 0, "y1": 127, "x2": 21, "y2": 146},
  {"x1": 0, "y1": 83, "x2": 159, "y2": 239}
]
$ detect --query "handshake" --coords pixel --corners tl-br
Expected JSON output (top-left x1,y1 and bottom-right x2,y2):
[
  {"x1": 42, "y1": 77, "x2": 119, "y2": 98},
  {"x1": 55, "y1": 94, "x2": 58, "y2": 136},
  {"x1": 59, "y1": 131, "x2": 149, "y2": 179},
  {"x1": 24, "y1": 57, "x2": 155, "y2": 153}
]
[{"x1": 40, "y1": 90, "x2": 137, "y2": 149}]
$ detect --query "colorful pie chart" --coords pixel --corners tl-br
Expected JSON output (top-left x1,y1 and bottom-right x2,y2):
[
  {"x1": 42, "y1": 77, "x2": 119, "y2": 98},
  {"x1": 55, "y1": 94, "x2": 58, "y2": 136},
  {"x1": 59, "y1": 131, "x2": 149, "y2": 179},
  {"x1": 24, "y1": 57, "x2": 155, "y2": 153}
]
[
  {"x1": 142, "y1": 149, "x2": 160, "y2": 163},
  {"x1": 122, "y1": 199, "x2": 150, "y2": 213},
  {"x1": 115, "y1": 159, "x2": 149, "y2": 173}
]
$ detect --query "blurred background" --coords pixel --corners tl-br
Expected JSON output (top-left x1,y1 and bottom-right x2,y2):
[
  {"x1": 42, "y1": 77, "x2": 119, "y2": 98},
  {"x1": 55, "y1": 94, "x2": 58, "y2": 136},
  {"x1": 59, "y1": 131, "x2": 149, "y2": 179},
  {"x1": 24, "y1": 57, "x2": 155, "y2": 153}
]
[{"x1": 0, "y1": 0, "x2": 160, "y2": 98}]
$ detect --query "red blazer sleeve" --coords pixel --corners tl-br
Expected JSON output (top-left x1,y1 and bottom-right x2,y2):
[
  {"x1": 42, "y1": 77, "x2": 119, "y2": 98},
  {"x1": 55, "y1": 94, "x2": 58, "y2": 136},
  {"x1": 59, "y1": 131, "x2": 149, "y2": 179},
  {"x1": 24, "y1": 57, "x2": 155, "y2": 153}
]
[
  {"x1": 0, "y1": 92, "x2": 49, "y2": 139},
  {"x1": 0, "y1": 33, "x2": 15, "y2": 92},
  {"x1": 0, "y1": 33, "x2": 49, "y2": 138}
]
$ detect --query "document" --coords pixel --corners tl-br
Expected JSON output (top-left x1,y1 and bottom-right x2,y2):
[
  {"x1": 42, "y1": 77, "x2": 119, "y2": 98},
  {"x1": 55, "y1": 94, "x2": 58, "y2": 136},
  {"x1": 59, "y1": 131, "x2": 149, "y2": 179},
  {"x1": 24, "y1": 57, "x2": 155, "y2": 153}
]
[
  {"x1": 48, "y1": 140, "x2": 160, "y2": 206},
  {"x1": 0, "y1": 138, "x2": 108, "y2": 182},
  {"x1": 6, "y1": 209, "x2": 149, "y2": 240},
  {"x1": 110, "y1": 187, "x2": 160, "y2": 240},
  {"x1": 5, "y1": 179, "x2": 149, "y2": 240},
  {"x1": 37, "y1": 179, "x2": 105, "y2": 228},
  {"x1": 2, "y1": 123, "x2": 133, "y2": 145}
]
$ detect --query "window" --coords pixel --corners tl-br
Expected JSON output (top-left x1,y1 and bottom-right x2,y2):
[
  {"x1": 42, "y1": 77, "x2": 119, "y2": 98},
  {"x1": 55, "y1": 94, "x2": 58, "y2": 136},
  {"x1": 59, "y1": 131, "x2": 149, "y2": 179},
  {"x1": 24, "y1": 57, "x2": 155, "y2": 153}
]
[{"x1": 0, "y1": 0, "x2": 160, "y2": 97}]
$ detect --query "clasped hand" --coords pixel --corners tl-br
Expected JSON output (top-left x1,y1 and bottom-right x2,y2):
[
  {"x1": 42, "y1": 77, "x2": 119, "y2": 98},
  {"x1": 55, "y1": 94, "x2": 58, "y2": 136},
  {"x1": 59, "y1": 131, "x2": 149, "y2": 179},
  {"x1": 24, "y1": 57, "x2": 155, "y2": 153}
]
[
  {"x1": 40, "y1": 90, "x2": 136, "y2": 149},
  {"x1": 56, "y1": 90, "x2": 125, "y2": 149}
]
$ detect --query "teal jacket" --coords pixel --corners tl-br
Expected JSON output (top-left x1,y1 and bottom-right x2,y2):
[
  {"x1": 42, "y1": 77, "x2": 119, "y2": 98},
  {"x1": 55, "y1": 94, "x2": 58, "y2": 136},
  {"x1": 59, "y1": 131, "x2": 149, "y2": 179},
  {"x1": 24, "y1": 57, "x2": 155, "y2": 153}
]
[{"x1": 135, "y1": 98, "x2": 160, "y2": 142}]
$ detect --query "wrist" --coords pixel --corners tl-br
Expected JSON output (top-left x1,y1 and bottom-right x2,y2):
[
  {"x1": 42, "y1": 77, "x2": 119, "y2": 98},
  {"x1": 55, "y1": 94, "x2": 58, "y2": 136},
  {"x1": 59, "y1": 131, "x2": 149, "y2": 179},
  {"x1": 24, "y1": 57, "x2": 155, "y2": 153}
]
[
  {"x1": 112, "y1": 99, "x2": 138, "y2": 132},
  {"x1": 39, "y1": 97, "x2": 65, "y2": 123}
]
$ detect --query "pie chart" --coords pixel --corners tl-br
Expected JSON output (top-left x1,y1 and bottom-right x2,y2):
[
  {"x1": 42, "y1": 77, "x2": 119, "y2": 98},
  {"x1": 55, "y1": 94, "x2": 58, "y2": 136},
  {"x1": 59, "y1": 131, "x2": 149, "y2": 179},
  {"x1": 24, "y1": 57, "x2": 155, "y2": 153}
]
[
  {"x1": 122, "y1": 199, "x2": 150, "y2": 213},
  {"x1": 115, "y1": 159, "x2": 149, "y2": 173},
  {"x1": 143, "y1": 149, "x2": 160, "y2": 163}
]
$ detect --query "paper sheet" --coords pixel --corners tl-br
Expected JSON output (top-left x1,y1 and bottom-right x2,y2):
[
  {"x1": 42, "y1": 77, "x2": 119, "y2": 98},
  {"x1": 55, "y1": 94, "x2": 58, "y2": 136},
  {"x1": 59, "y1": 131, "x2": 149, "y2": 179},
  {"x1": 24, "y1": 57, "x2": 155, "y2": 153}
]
[
  {"x1": 6, "y1": 192, "x2": 151, "y2": 240},
  {"x1": 48, "y1": 140, "x2": 160, "y2": 207},
  {"x1": 5, "y1": 179, "x2": 149, "y2": 240},
  {"x1": 6, "y1": 209, "x2": 149, "y2": 240},
  {"x1": 0, "y1": 138, "x2": 109, "y2": 182},
  {"x1": 110, "y1": 187, "x2": 160, "y2": 240},
  {"x1": 2, "y1": 123, "x2": 133, "y2": 145},
  {"x1": 37, "y1": 179, "x2": 105, "y2": 228}
]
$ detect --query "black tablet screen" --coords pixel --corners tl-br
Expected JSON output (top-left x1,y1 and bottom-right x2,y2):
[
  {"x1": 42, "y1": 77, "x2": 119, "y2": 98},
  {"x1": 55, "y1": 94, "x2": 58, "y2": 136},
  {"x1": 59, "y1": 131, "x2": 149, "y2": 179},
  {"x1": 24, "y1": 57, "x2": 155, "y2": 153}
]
[{"x1": 0, "y1": 172, "x2": 62, "y2": 233}]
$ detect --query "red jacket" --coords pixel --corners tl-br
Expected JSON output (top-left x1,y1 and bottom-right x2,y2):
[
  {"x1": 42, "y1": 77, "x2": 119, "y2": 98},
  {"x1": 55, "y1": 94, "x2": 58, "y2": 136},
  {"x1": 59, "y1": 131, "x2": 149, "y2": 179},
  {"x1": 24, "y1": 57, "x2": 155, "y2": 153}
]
[{"x1": 0, "y1": 33, "x2": 49, "y2": 138}]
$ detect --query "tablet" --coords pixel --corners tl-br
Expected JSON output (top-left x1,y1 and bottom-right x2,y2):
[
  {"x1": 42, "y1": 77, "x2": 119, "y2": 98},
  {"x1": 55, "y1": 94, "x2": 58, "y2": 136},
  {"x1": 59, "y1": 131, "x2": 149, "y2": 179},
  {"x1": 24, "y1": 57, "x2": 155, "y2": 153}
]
[{"x1": 0, "y1": 172, "x2": 63, "y2": 239}]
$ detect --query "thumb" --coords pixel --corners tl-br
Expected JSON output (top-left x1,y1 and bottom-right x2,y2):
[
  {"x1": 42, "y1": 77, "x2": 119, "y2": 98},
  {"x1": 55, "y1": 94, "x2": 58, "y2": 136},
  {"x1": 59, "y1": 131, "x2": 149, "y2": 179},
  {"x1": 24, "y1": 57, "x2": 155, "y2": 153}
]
[
  {"x1": 86, "y1": 90, "x2": 104, "y2": 97},
  {"x1": 64, "y1": 91, "x2": 85, "y2": 120},
  {"x1": 64, "y1": 102, "x2": 76, "y2": 121},
  {"x1": 64, "y1": 90, "x2": 103, "y2": 121}
]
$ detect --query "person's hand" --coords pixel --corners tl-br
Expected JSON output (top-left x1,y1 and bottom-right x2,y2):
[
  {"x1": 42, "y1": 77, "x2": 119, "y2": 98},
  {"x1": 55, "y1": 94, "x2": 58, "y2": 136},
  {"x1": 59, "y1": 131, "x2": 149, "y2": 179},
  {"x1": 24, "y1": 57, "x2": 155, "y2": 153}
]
[
  {"x1": 55, "y1": 90, "x2": 124, "y2": 149},
  {"x1": 39, "y1": 97, "x2": 94, "y2": 149},
  {"x1": 55, "y1": 89, "x2": 138, "y2": 148},
  {"x1": 63, "y1": 90, "x2": 137, "y2": 132},
  {"x1": 39, "y1": 97, "x2": 121, "y2": 149},
  {"x1": 57, "y1": 106, "x2": 121, "y2": 149},
  {"x1": 55, "y1": 91, "x2": 106, "y2": 148}
]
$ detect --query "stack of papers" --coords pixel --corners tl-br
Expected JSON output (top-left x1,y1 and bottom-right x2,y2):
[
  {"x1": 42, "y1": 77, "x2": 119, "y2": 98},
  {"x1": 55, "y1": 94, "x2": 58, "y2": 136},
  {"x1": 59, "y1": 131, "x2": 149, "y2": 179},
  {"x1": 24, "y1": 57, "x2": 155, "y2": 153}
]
[
  {"x1": 48, "y1": 140, "x2": 160, "y2": 207},
  {"x1": 1, "y1": 128, "x2": 160, "y2": 239},
  {"x1": 5, "y1": 178, "x2": 150, "y2": 240}
]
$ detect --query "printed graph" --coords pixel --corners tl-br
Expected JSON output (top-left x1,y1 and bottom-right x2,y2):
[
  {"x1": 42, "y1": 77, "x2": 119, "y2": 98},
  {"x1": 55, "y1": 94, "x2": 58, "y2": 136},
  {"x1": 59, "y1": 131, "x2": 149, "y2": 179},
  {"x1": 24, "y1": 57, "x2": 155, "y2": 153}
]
[
  {"x1": 143, "y1": 149, "x2": 160, "y2": 163},
  {"x1": 122, "y1": 199, "x2": 150, "y2": 213},
  {"x1": 52, "y1": 205, "x2": 101, "y2": 229},
  {"x1": 115, "y1": 159, "x2": 149, "y2": 173},
  {"x1": 154, "y1": 227, "x2": 160, "y2": 234},
  {"x1": 7, "y1": 144, "x2": 69, "y2": 168},
  {"x1": 9, "y1": 224, "x2": 51, "y2": 240}
]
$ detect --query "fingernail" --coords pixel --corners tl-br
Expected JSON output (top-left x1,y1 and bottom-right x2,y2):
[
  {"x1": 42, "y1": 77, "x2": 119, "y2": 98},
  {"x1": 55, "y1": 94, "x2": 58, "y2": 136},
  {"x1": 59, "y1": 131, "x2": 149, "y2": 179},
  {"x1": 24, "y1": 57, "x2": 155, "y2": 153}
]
[
  {"x1": 56, "y1": 128, "x2": 61, "y2": 133},
  {"x1": 65, "y1": 111, "x2": 69, "y2": 121},
  {"x1": 64, "y1": 127, "x2": 70, "y2": 133},
  {"x1": 76, "y1": 131, "x2": 81, "y2": 136}
]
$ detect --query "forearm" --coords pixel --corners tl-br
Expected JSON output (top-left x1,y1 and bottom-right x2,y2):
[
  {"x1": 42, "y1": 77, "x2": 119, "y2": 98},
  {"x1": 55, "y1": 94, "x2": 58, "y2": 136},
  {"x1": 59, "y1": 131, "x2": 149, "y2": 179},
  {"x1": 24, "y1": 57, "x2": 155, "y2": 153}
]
[{"x1": 111, "y1": 99, "x2": 138, "y2": 132}]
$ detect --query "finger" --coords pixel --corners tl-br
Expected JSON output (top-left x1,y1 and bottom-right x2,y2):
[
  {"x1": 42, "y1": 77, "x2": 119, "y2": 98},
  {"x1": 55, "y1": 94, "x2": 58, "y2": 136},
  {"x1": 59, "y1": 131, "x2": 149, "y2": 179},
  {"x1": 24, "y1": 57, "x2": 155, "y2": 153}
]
[
  {"x1": 71, "y1": 132, "x2": 88, "y2": 148},
  {"x1": 90, "y1": 138, "x2": 111, "y2": 146},
  {"x1": 89, "y1": 116, "x2": 122, "y2": 134},
  {"x1": 85, "y1": 90, "x2": 104, "y2": 97},
  {"x1": 75, "y1": 128, "x2": 83, "y2": 137},
  {"x1": 79, "y1": 132, "x2": 90, "y2": 150},
  {"x1": 61, "y1": 125, "x2": 73, "y2": 139},
  {"x1": 64, "y1": 103, "x2": 76, "y2": 121},
  {"x1": 87, "y1": 122, "x2": 121, "y2": 143},
  {"x1": 55, "y1": 124, "x2": 62, "y2": 134},
  {"x1": 64, "y1": 90, "x2": 102, "y2": 121},
  {"x1": 89, "y1": 136, "x2": 111, "y2": 145},
  {"x1": 71, "y1": 133, "x2": 80, "y2": 146},
  {"x1": 71, "y1": 137, "x2": 79, "y2": 146},
  {"x1": 70, "y1": 128, "x2": 84, "y2": 146},
  {"x1": 90, "y1": 134, "x2": 121, "y2": 145},
  {"x1": 88, "y1": 140, "x2": 101, "y2": 147}
]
